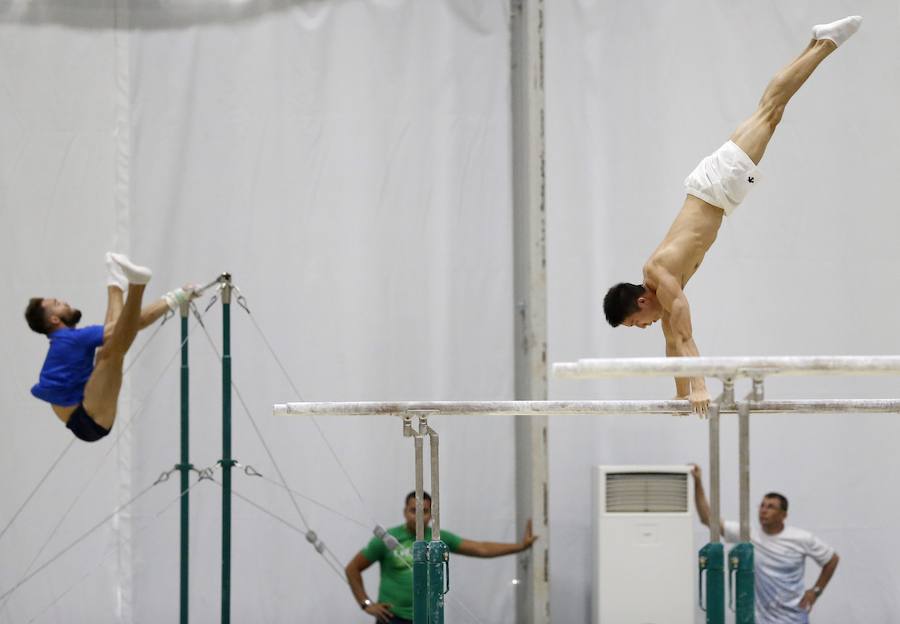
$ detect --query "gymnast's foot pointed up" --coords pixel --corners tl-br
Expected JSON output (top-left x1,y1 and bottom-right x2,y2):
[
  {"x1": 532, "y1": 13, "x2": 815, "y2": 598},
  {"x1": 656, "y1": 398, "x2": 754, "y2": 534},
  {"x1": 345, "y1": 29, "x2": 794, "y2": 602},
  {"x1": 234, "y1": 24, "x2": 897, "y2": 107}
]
[
  {"x1": 108, "y1": 252, "x2": 152, "y2": 285},
  {"x1": 813, "y1": 15, "x2": 862, "y2": 47},
  {"x1": 104, "y1": 252, "x2": 128, "y2": 291}
]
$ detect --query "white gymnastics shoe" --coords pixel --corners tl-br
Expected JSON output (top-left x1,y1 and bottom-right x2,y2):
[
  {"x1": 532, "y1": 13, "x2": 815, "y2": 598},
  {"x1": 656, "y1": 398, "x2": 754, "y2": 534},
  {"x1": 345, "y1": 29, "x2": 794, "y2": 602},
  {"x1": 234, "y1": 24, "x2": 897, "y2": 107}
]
[{"x1": 108, "y1": 252, "x2": 153, "y2": 285}]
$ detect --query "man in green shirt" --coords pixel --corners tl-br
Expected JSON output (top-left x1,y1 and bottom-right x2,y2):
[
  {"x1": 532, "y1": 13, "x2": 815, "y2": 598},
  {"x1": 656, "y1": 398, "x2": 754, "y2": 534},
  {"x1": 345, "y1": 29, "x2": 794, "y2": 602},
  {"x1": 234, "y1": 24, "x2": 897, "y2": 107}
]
[{"x1": 346, "y1": 491, "x2": 538, "y2": 623}]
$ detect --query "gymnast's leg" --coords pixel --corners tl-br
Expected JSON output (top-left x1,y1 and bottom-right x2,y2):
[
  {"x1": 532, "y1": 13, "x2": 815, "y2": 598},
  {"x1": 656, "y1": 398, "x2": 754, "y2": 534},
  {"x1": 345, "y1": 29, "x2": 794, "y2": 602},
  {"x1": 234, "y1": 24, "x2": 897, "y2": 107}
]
[
  {"x1": 730, "y1": 16, "x2": 862, "y2": 165},
  {"x1": 82, "y1": 256, "x2": 154, "y2": 432}
]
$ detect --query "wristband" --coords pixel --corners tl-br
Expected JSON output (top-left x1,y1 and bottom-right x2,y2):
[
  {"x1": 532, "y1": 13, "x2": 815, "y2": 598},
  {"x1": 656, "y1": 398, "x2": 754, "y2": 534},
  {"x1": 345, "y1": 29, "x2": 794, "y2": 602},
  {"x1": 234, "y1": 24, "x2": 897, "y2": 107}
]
[
  {"x1": 361, "y1": 598, "x2": 372, "y2": 610},
  {"x1": 812, "y1": 586, "x2": 823, "y2": 596}
]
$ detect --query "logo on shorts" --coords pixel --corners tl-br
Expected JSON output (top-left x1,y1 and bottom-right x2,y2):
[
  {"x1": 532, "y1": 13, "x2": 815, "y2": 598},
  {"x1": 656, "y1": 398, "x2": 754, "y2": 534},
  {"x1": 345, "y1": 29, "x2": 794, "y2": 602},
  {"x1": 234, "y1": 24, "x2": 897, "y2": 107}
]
[{"x1": 747, "y1": 176, "x2": 755, "y2": 183}]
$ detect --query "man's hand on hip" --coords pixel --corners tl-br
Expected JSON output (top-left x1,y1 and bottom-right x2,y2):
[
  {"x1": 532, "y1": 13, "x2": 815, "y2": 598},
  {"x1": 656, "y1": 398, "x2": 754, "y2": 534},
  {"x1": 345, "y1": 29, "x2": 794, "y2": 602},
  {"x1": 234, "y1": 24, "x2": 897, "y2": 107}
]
[
  {"x1": 364, "y1": 602, "x2": 394, "y2": 622},
  {"x1": 799, "y1": 589, "x2": 818, "y2": 612}
]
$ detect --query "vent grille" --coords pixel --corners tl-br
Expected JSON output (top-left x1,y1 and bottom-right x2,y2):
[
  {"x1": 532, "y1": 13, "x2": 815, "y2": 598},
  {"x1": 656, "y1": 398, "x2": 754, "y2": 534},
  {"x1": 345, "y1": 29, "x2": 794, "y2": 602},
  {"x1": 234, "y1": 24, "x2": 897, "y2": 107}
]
[{"x1": 605, "y1": 472, "x2": 688, "y2": 513}]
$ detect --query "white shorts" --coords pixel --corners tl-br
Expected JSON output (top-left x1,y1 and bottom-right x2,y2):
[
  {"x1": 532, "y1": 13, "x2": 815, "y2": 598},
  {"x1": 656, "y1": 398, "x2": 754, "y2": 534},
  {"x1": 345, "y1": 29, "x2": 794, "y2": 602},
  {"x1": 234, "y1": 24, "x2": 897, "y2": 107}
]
[{"x1": 683, "y1": 141, "x2": 760, "y2": 215}]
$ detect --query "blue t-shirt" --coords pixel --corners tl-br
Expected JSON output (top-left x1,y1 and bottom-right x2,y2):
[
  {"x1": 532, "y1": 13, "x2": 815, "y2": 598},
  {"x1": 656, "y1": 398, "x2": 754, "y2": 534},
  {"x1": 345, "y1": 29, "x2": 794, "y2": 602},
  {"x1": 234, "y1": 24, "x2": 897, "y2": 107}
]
[{"x1": 31, "y1": 325, "x2": 105, "y2": 406}]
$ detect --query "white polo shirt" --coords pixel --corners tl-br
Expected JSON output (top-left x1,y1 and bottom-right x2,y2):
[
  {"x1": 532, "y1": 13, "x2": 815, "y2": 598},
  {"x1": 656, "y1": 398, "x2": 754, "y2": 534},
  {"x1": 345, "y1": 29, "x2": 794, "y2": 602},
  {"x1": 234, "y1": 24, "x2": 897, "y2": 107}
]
[{"x1": 724, "y1": 521, "x2": 835, "y2": 624}]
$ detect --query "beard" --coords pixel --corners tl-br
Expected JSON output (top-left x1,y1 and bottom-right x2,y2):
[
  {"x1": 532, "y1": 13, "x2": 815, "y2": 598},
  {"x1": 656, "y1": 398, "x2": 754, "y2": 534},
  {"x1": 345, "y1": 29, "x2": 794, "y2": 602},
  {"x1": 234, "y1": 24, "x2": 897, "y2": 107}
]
[{"x1": 60, "y1": 308, "x2": 82, "y2": 328}]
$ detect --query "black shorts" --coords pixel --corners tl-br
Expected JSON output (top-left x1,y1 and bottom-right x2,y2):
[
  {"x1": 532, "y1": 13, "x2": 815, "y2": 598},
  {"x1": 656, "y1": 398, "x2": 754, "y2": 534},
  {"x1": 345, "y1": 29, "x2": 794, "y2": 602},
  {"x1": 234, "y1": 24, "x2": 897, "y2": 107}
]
[{"x1": 65, "y1": 404, "x2": 111, "y2": 442}]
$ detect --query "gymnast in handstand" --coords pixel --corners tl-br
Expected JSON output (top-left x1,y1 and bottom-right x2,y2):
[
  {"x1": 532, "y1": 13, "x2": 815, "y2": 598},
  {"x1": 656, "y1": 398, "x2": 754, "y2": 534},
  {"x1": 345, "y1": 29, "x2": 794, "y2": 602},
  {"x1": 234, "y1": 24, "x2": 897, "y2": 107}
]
[{"x1": 603, "y1": 16, "x2": 862, "y2": 415}]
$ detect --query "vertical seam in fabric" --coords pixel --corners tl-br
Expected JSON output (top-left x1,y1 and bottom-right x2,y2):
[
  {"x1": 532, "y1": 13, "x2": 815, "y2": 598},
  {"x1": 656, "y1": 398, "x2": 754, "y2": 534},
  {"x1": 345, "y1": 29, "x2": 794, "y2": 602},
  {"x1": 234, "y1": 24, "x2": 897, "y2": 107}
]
[{"x1": 112, "y1": 0, "x2": 133, "y2": 622}]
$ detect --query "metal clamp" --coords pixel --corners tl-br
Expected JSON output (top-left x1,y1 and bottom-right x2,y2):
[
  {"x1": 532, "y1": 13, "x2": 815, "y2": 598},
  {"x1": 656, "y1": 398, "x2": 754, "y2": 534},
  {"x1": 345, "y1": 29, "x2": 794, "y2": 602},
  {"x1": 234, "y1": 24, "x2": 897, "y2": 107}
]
[
  {"x1": 242, "y1": 464, "x2": 262, "y2": 478},
  {"x1": 197, "y1": 467, "x2": 217, "y2": 481},
  {"x1": 748, "y1": 376, "x2": 765, "y2": 402},
  {"x1": 698, "y1": 556, "x2": 707, "y2": 612},
  {"x1": 718, "y1": 377, "x2": 735, "y2": 409},
  {"x1": 232, "y1": 286, "x2": 250, "y2": 314},
  {"x1": 154, "y1": 468, "x2": 177, "y2": 485},
  {"x1": 729, "y1": 556, "x2": 737, "y2": 611}
]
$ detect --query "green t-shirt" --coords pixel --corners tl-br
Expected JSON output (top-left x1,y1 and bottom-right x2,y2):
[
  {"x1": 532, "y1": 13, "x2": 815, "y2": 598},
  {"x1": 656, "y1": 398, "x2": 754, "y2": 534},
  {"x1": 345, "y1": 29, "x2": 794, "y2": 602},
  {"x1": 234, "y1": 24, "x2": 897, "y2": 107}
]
[{"x1": 360, "y1": 524, "x2": 463, "y2": 620}]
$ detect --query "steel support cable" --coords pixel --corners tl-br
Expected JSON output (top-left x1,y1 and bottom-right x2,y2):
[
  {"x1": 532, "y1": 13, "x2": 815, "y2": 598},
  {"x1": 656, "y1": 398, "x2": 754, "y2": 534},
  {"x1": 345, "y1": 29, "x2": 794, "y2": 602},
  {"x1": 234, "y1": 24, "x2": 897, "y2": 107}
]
[
  {"x1": 241, "y1": 469, "x2": 368, "y2": 529},
  {"x1": 238, "y1": 299, "x2": 374, "y2": 524},
  {"x1": 0, "y1": 307, "x2": 188, "y2": 552},
  {"x1": 209, "y1": 479, "x2": 347, "y2": 584},
  {"x1": 201, "y1": 289, "x2": 485, "y2": 623},
  {"x1": 230, "y1": 472, "x2": 485, "y2": 624},
  {"x1": 199, "y1": 308, "x2": 378, "y2": 590},
  {"x1": 196, "y1": 320, "x2": 313, "y2": 532},
  {"x1": 443, "y1": 587, "x2": 486, "y2": 624},
  {"x1": 0, "y1": 473, "x2": 172, "y2": 604},
  {"x1": 0, "y1": 312, "x2": 205, "y2": 619},
  {"x1": 0, "y1": 307, "x2": 209, "y2": 610},
  {"x1": 235, "y1": 471, "x2": 357, "y2": 575},
  {"x1": 0, "y1": 439, "x2": 75, "y2": 548},
  {"x1": 234, "y1": 293, "x2": 486, "y2": 624},
  {"x1": 25, "y1": 475, "x2": 208, "y2": 624}
]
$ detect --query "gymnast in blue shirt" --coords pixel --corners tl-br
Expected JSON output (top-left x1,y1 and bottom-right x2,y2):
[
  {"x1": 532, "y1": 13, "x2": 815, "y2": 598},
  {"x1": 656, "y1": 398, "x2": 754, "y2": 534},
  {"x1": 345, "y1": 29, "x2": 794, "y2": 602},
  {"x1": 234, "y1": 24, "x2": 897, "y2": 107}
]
[{"x1": 26, "y1": 253, "x2": 196, "y2": 442}]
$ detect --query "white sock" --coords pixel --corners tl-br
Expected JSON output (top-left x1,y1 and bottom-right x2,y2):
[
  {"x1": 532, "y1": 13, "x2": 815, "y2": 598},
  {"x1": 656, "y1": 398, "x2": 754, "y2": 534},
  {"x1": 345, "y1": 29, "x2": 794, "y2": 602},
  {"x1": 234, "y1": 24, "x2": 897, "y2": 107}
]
[
  {"x1": 105, "y1": 252, "x2": 129, "y2": 291},
  {"x1": 109, "y1": 252, "x2": 153, "y2": 285},
  {"x1": 812, "y1": 15, "x2": 862, "y2": 47}
]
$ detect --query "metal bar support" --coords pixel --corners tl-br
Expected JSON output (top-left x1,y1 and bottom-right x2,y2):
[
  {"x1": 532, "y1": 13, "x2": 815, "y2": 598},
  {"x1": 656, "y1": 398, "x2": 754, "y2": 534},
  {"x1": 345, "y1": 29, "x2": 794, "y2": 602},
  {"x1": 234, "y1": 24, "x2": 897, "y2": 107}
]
[
  {"x1": 709, "y1": 404, "x2": 721, "y2": 544},
  {"x1": 738, "y1": 402, "x2": 751, "y2": 541},
  {"x1": 411, "y1": 415, "x2": 429, "y2": 623},
  {"x1": 699, "y1": 403, "x2": 725, "y2": 624},
  {"x1": 415, "y1": 425, "x2": 425, "y2": 542},
  {"x1": 428, "y1": 424, "x2": 440, "y2": 542}
]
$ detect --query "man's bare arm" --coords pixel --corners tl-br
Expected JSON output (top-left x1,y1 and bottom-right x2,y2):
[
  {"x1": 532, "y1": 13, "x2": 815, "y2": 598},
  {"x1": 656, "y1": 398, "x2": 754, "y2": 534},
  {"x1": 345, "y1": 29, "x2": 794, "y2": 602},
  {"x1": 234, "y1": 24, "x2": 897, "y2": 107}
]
[
  {"x1": 345, "y1": 552, "x2": 394, "y2": 622},
  {"x1": 651, "y1": 271, "x2": 709, "y2": 415},
  {"x1": 689, "y1": 464, "x2": 724, "y2": 536},
  {"x1": 138, "y1": 299, "x2": 170, "y2": 330},
  {"x1": 663, "y1": 318, "x2": 691, "y2": 398},
  {"x1": 799, "y1": 553, "x2": 839, "y2": 612},
  {"x1": 455, "y1": 519, "x2": 538, "y2": 558}
]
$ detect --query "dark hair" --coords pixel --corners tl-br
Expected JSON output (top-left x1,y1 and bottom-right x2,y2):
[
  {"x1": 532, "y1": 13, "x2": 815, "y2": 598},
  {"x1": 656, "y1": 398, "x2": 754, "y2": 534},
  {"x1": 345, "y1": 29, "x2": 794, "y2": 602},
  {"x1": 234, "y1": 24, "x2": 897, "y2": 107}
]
[
  {"x1": 25, "y1": 298, "x2": 50, "y2": 334},
  {"x1": 603, "y1": 283, "x2": 646, "y2": 327},
  {"x1": 405, "y1": 491, "x2": 432, "y2": 506},
  {"x1": 764, "y1": 492, "x2": 789, "y2": 512}
]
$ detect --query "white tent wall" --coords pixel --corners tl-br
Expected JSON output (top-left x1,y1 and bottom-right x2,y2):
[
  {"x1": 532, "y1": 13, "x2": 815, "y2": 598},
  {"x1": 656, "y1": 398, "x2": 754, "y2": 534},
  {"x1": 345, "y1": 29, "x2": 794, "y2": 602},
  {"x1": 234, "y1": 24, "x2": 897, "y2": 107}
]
[
  {"x1": 3, "y1": 0, "x2": 899, "y2": 623},
  {"x1": 1, "y1": 3, "x2": 135, "y2": 623},
  {"x1": 2, "y1": 1, "x2": 518, "y2": 623},
  {"x1": 547, "y1": 1, "x2": 900, "y2": 623}
]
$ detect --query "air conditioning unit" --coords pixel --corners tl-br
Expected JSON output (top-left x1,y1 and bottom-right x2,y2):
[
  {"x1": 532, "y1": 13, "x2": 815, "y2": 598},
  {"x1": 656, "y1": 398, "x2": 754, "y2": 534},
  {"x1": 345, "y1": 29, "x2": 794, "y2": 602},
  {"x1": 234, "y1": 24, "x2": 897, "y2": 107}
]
[{"x1": 593, "y1": 465, "x2": 696, "y2": 624}]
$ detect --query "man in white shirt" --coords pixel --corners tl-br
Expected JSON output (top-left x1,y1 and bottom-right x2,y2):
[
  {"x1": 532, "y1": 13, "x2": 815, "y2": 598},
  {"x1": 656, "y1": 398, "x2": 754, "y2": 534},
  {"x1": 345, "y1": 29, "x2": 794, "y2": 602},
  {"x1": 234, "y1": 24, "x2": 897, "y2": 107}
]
[{"x1": 691, "y1": 465, "x2": 839, "y2": 623}]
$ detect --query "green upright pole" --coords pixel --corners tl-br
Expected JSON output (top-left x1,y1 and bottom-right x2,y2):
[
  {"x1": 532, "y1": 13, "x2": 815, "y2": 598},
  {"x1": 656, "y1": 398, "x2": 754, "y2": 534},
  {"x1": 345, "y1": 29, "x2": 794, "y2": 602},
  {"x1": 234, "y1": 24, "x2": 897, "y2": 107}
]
[
  {"x1": 220, "y1": 275, "x2": 234, "y2": 624},
  {"x1": 699, "y1": 542, "x2": 725, "y2": 624},
  {"x1": 425, "y1": 426, "x2": 446, "y2": 624},
  {"x1": 412, "y1": 426, "x2": 427, "y2": 624},
  {"x1": 427, "y1": 541, "x2": 448, "y2": 624},
  {"x1": 730, "y1": 543, "x2": 755, "y2": 623},
  {"x1": 413, "y1": 541, "x2": 429, "y2": 623},
  {"x1": 179, "y1": 304, "x2": 192, "y2": 624}
]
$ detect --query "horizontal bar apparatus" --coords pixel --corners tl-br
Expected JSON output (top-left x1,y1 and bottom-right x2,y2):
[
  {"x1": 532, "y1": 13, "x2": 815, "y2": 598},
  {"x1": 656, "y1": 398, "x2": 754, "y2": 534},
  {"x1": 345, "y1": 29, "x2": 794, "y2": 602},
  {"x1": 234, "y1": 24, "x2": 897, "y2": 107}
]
[
  {"x1": 274, "y1": 399, "x2": 900, "y2": 417},
  {"x1": 553, "y1": 355, "x2": 900, "y2": 379}
]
